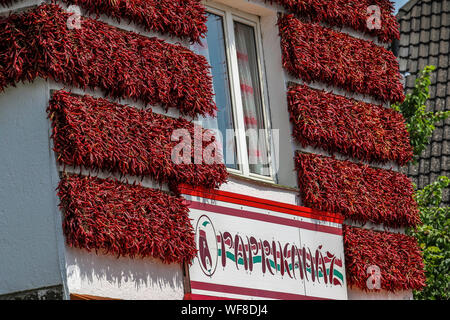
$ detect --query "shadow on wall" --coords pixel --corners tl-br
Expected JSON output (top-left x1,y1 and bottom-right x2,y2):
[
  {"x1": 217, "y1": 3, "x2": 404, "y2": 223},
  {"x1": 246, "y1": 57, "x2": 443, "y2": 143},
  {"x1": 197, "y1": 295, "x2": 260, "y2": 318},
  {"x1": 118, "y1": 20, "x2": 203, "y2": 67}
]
[{"x1": 65, "y1": 246, "x2": 185, "y2": 299}]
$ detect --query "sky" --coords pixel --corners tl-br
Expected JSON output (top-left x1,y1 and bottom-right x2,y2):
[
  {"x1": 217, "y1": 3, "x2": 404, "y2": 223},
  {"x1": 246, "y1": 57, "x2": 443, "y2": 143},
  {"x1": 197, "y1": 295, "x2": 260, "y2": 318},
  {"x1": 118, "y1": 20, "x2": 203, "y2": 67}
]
[{"x1": 393, "y1": 0, "x2": 410, "y2": 13}]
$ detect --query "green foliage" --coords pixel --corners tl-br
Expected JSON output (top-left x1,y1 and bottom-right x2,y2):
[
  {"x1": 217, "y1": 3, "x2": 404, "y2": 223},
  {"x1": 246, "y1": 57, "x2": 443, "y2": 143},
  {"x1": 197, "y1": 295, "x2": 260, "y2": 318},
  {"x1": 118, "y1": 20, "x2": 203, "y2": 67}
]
[
  {"x1": 408, "y1": 176, "x2": 450, "y2": 300},
  {"x1": 415, "y1": 176, "x2": 450, "y2": 207},
  {"x1": 392, "y1": 66, "x2": 450, "y2": 162},
  {"x1": 394, "y1": 65, "x2": 450, "y2": 299}
]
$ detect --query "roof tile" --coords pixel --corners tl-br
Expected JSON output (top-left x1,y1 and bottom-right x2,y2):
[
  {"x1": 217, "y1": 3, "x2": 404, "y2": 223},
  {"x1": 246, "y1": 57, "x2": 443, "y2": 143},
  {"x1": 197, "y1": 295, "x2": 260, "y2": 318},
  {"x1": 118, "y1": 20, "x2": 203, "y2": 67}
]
[
  {"x1": 435, "y1": 98, "x2": 446, "y2": 111},
  {"x1": 440, "y1": 41, "x2": 449, "y2": 54},
  {"x1": 430, "y1": 157, "x2": 440, "y2": 172},
  {"x1": 442, "y1": 12, "x2": 450, "y2": 26},
  {"x1": 423, "y1": 144, "x2": 432, "y2": 158},
  {"x1": 430, "y1": 28, "x2": 441, "y2": 41},
  {"x1": 409, "y1": 163, "x2": 419, "y2": 176},
  {"x1": 443, "y1": 0, "x2": 450, "y2": 12},
  {"x1": 441, "y1": 140, "x2": 450, "y2": 155},
  {"x1": 418, "y1": 57, "x2": 430, "y2": 70},
  {"x1": 410, "y1": 44, "x2": 420, "y2": 57},
  {"x1": 429, "y1": 41, "x2": 440, "y2": 55},
  {"x1": 420, "y1": 29, "x2": 430, "y2": 42},
  {"x1": 419, "y1": 158, "x2": 430, "y2": 173},
  {"x1": 431, "y1": 1, "x2": 442, "y2": 14},
  {"x1": 430, "y1": 172, "x2": 441, "y2": 183},
  {"x1": 442, "y1": 188, "x2": 449, "y2": 204},
  {"x1": 399, "y1": 46, "x2": 410, "y2": 58},
  {"x1": 400, "y1": 32, "x2": 411, "y2": 46},
  {"x1": 441, "y1": 27, "x2": 450, "y2": 40},
  {"x1": 401, "y1": 19, "x2": 411, "y2": 33},
  {"x1": 433, "y1": 127, "x2": 444, "y2": 141},
  {"x1": 428, "y1": 55, "x2": 439, "y2": 67},
  {"x1": 419, "y1": 43, "x2": 429, "y2": 56},
  {"x1": 431, "y1": 15, "x2": 442, "y2": 28},
  {"x1": 411, "y1": 18, "x2": 422, "y2": 32},
  {"x1": 420, "y1": 15, "x2": 431, "y2": 30},
  {"x1": 408, "y1": 59, "x2": 418, "y2": 74},
  {"x1": 437, "y1": 68, "x2": 448, "y2": 83},
  {"x1": 421, "y1": 1, "x2": 432, "y2": 15},
  {"x1": 406, "y1": 74, "x2": 417, "y2": 88},
  {"x1": 442, "y1": 156, "x2": 450, "y2": 171},
  {"x1": 432, "y1": 142, "x2": 442, "y2": 157},
  {"x1": 444, "y1": 127, "x2": 450, "y2": 141},
  {"x1": 438, "y1": 54, "x2": 449, "y2": 68},
  {"x1": 412, "y1": 2, "x2": 422, "y2": 16},
  {"x1": 436, "y1": 83, "x2": 447, "y2": 98}
]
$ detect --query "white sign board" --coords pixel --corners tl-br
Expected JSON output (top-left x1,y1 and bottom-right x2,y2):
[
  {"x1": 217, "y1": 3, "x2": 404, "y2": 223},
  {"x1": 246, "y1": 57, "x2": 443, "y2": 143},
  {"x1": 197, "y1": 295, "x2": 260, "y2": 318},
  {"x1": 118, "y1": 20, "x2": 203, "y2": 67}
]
[{"x1": 181, "y1": 186, "x2": 347, "y2": 300}]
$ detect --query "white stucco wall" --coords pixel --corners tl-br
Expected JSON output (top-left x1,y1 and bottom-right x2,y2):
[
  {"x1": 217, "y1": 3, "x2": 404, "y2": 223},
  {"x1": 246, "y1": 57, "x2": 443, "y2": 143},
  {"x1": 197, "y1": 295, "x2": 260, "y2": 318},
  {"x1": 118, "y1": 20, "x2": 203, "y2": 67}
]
[
  {"x1": 220, "y1": 175, "x2": 300, "y2": 205},
  {"x1": 0, "y1": 80, "x2": 66, "y2": 295},
  {"x1": 65, "y1": 247, "x2": 185, "y2": 300}
]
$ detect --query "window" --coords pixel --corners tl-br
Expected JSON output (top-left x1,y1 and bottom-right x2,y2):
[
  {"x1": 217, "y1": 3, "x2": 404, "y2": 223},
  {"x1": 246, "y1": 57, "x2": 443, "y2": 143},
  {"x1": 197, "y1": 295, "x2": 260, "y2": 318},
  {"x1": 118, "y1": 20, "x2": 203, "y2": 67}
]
[{"x1": 192, "y1": 3, "x2": 274, "y2": 181}]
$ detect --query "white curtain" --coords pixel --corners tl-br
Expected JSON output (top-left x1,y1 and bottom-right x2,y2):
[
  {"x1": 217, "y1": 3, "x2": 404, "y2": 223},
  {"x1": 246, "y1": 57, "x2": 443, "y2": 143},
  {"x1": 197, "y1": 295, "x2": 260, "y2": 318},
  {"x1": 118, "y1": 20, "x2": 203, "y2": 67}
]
[{"x1": 234, "y1": 22, "x2": 270, "y2": 176}]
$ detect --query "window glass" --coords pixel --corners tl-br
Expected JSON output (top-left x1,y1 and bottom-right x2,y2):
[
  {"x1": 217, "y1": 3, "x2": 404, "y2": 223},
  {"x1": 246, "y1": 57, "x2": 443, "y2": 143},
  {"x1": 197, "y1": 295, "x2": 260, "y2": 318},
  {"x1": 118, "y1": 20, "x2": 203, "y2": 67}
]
[
  {"x1": 192, "y1": 12, "x2": 239, "y2": 170},
  {"x1": 191, "y1": 9, "x2": 272, "y2": 179},
  {"x1": 234, "y1": 21, "x2": 270, "y2": 176}
]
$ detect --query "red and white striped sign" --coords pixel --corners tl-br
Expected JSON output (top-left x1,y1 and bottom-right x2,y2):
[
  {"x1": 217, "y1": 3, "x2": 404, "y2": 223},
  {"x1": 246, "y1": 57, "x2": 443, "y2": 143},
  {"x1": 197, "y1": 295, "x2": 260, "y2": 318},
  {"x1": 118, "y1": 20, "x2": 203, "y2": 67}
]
[{"x1": 180, "y1": 185, "x2": 347, "y2": 300}]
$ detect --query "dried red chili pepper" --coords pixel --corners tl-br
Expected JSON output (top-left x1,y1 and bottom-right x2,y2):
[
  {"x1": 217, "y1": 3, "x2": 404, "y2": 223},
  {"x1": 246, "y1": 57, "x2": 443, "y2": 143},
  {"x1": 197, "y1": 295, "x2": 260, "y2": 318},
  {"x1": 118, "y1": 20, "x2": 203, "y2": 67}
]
[
  {"x1": 48, "y1": 90, "x2": 228, "y2": 190},
  {"x1": 59, "y1": 0, "x2": 207, "y2": 43},
  {"x1": 288, "y1": 84, "x2": 413, "y2": 166},
  {"x1": 58, "y1": 174, "x2": 197, "y2": 263},
  {"x1": 295, "y1": 152, "x2": 420, "y2": 228},
  {"x1": 267, "y1": 0, "x2": 399, "y2": 43},
  {"x1": 278, "y1": 14, "x2": 405, "y2": 103},
  {"x1": 0, "y1": 3, "x2": 215, "y2": 117},
  {"x1": 343, "y1": 225, "x2": 426, "y2": 292}
]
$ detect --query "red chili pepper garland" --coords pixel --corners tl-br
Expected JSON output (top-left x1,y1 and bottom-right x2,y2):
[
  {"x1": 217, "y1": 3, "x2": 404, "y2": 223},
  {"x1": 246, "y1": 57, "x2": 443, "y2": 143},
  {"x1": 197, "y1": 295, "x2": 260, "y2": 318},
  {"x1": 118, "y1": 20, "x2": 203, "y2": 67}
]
[
  {"x1": 288, "y1": 84, "x2": 413, "y2": 166},
  {"x1": 57, "y1": 0, "x2": 207, "y2": 43},
  {"x1": 295, "y1": 152, "x2": 420, "y2": 228},
  {"x1": 267, "y1": 0, "x2": 399, "y2": 43},
  {"x1": 0, "y1": 3, "x2": 215, "y2": 117},
  {"x1": 278, "y1": 14, "x2": 405, "y2": 103},
  {"x1": 48, "y1": 90, "x2": 228, "y2": 190},
  {"x1": 58, "y1": 174, "x2": 197, "y2": 263},
  {"x1": 343, "y1": 225, "x2": 426, "y2": 292}
]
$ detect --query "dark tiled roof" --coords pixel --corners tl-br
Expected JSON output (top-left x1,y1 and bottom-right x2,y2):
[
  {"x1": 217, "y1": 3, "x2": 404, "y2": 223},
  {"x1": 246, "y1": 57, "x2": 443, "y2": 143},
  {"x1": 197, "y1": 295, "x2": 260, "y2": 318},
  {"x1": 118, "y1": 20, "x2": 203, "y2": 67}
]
[{"x1": 397, "y1": 0, "x2": 450, "y2": 205}]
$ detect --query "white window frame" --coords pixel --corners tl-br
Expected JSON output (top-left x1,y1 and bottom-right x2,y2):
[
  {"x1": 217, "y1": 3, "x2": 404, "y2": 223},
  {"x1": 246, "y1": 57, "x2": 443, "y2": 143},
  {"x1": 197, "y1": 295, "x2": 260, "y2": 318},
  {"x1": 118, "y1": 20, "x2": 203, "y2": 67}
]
[{"x1": 205, "y1": 1, "x2": 275, "y2": 183}]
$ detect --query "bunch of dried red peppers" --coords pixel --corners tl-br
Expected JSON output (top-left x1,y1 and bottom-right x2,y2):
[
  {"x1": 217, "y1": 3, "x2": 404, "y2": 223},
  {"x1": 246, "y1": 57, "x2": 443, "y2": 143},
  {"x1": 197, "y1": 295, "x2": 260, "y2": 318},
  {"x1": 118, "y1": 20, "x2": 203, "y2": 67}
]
[
  {"x1": 48, "y1": 90, "x2": 228, "y2": 190},
  {"x1": 278, "y1": 14, "x2": 404, "y2": 103},
  {"x1": 59, "y1": 174, "x2": 197, "y2": 263},
  {"x1": 0, "y1": 4, "x2": 215, "y2": 117},
  {"x1": 268, "y1": 0, "x2": 399, "y2": 43},
  {"x1": 288, "y1": 84, "x2": 413, "y2": 166},
  {"x1": 295, "y1": 152, "x2": 420, "y2": 229},
  {"x1": 58, "y1": 0, "x2": 207, "y2": 43},
  {"x1": 343, "y1": 225, "x2": 426, "y2": 292}
]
